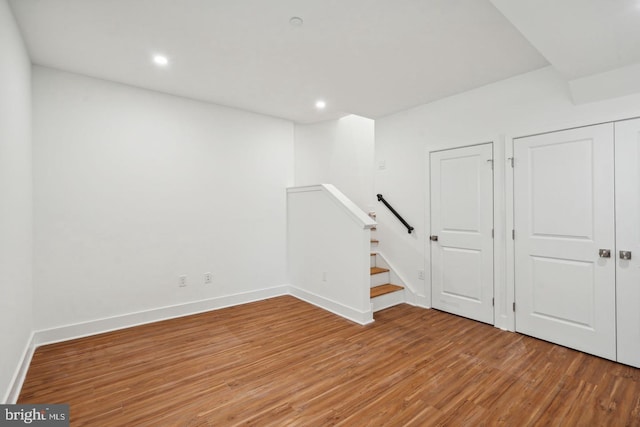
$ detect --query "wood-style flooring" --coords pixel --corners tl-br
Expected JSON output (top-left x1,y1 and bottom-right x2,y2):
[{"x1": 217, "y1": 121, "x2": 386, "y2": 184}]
[
  {"x1": 19, "y1": 296, "x2": 640, "y2": 426},
  {"x1": 370, "y1": 284, "x2": 403, "y2": 298}
]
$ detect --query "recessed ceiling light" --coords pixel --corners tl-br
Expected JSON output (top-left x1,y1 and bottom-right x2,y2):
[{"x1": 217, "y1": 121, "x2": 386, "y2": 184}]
[
  {"x1": 289, "y1": 16, "x2": 303, "y2": 27},
  {"x1": 153, "y1": 55, "x2": 169, "y2": 66},
  {"x1": 315, "y1": 100, "x2": 326, "y2": 110}
]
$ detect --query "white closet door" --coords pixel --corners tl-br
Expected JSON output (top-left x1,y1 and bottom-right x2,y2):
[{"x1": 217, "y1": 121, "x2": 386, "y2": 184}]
[
  {"x1": 615, "y1": 118, "x2": 640, "y2": 368},
  {"x1": 430, "y1": 143, "x2": 494, "y2": 325},
  {"x1": 514, "y1": 124, "x2": 616, "y2": 361}
]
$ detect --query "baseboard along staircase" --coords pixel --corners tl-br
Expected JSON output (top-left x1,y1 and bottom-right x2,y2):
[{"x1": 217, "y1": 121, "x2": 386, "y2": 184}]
[{"x1": 369, "y1": 212, "x2": 405, "y2": 312}]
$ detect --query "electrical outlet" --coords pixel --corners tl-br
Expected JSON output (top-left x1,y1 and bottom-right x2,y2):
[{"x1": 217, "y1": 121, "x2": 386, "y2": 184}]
[
  {"x1": 204, "y1": 272, "x2": 213, "y2": 284},
  {"x1": 179, "y1": 275, "x2": 187, "y2": 287},
  {"x1": 418, "y1": 270, "x2": 425, "y2": 280}
]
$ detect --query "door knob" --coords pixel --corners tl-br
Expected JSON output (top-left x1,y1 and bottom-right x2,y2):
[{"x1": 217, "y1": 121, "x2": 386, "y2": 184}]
[
  {"x1": 430, "y1": 235, "x2": 438, "y2": 242},
  {"x1": 620, "y1": 250, "x2": 632, "y2": 260},
  {"x1": 599, "y1": 249, "x2": 611, "y2": 258}
]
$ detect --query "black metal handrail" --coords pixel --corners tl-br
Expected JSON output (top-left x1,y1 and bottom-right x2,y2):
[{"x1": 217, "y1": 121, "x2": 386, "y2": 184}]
[{"x1": 376, "y1": 194, "x2": 414, "y2": 234}]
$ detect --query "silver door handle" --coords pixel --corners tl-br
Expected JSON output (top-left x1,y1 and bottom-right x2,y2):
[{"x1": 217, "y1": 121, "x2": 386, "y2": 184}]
[
  {"x1": 430, "y1": 235, "x2": 438, "y2": 242},
  {"x1": 620, "y1": 251, "x2": 632, "y2": 260},
  {"x1": 599, "y1": 249, "x2": 611, "y2": 258}
]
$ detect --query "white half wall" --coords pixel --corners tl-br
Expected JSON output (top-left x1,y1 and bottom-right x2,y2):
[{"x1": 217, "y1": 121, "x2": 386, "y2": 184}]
[
  {"x1": 294, "y1": 115, "x2": 375, "y2": 212},
  {"x1": 0, "y1": 0, "x2": 33, "y2": 403},
  {"x1": 32, "y1": 67, "x2": 294, "y2": 331},
  {"x1": 287, "y1": 185, "x2": 375, "y2": 324},
  {"x1": 375, "y1": 66, "x2": 640, "y2": 331}
]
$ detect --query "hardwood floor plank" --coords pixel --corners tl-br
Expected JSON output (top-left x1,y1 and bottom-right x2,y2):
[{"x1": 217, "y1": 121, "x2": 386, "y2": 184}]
[{"x1": 18, "y1": 296, "x2": 640, "y2": 426}]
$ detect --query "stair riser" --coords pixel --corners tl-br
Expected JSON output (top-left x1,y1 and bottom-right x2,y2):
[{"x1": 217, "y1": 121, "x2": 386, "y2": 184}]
[
  {"x1": 372, "y1": 290, "x2": 405, "y2": 312},
  {"x1": 370, "y1": 271, "x2": 390, "y2": 287},
  {"x1": 370, "y1": 254, "x2": 376, "y2": 268}
]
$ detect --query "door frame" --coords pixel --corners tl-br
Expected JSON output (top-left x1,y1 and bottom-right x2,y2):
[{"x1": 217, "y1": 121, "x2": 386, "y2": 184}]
[
  {"x1": 506, "y1": 124, "x2": 615, "y2": 334},
  {"x1": 511, "y1": 123, "x2": 616, "y2": 360},
  {"x1": 424, "y1": 139, "x2": 510, "y2": 328},
  {"x1": 505, "y1": 119, "x2": 639, "y2": 334}
]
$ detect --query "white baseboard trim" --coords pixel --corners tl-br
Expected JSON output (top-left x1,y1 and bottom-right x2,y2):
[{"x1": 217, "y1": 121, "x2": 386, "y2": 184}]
[
  {"x1": 4, "y1": 332, "x2": 36, "y2": 404},
  {"x1": 8, "y1": 285, "x2": 373, "y2": 401},
  {"x1": 405, "y1": 294, "x2": 431, "y2": 309},
  {"x1": 34, "y1": 286, "x2": 289, "y2": 347},
  {"x1": 289, "y1": 287, "x2": 373, "y2": 325}
]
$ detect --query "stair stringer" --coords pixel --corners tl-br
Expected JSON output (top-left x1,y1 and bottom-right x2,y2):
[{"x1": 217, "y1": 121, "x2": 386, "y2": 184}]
[{"x1": 373, "y1": 251, "x2": 429, "y2": 308}]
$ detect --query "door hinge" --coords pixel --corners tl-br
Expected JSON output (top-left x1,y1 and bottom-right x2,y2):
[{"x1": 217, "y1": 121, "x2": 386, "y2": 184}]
[
  {"x1": 491, "y1": 229, "x2": 494, "y2": 238},
  {"x1": 512, "y1": 229, "x2": 515, "y2": 240},
  {"x1": 487, "y1": 159, "x2": 494, "y2": 170},
  {"x1": 508, "y1": 157, "x2": 514, "y2": 167},
  {"x1": 492, "y1": 297, "x2": 495, "y2": 307},
  {"x1": 512, "y1": 302, "x2": 516, "y2": 312}
]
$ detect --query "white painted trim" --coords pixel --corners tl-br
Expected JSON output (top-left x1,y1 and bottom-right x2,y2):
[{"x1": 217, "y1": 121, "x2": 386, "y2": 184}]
[
  {"x1": 424, "y1": 148, "x2": 433, "y2": 309},
  {"x1": 34, "y1": 286, "x2": 289, "y2": 347},
  {"x1": 287, "y1": 184, "x2": 377, "y2": 229},
  {"x1": 493, "y1": 136, "x2": 509, "y2": 331},
  {"x1": 4, "y1": 332, "x2": 36, "y2": 404},
  {"x1": 405, "y1": 294, "x2": 430, "y2": 309},
  {"x1": 504, "y1": 136, "x2": 516, "y2": 332},
  {"x1": 289, "y1": 286, "x2": 374, "y2": 325}
]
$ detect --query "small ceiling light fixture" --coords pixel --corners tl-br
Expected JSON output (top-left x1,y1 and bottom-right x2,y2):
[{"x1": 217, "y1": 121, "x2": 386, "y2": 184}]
[
  {"x1": 289, "y1": 16, "x2": 304, "y2": 27},
  {"x1": 153, "y1": 54, "x2": 169, "y2": 66},
  {"x1": 315, "y1": 100, "x2": 326, "y2": 110}
]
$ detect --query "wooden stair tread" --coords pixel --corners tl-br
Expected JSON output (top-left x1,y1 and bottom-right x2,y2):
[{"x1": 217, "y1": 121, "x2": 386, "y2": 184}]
[
  {"x1": 370, "y1": 239, "x2": 379, "y2": 244},
  {"x1": 370, "y1": 267, "x2": 389, "y2": 275},
  {"x1": 370, "y1": 284, "x2": 404, "y2": 298}
]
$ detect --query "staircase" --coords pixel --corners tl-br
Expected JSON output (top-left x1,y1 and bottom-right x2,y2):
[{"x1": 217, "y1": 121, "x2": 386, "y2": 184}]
[{"x1": 369, "y1": 212, "x2": 405, "y2": 312}]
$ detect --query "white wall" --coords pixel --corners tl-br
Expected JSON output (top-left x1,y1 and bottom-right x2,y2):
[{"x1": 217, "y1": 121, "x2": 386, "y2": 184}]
[
  {"x1": 375, "y1": 66, "x2": 640, "y2": 329},
  {"x1": 0, "y1": 0, "x2": 33, "y2": 403},
  {"x1": 33, "y1": 67, "x2": 294, "y2": 331},
  {"x1": 294, "y1": 115, "x2": 375, "y2": 212},
  {"x1": 287, "y1": 185, "x2": 374, "y2": 324}
]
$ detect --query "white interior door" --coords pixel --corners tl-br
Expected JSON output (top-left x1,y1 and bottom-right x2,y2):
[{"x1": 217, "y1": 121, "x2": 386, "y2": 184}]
[
  {"x1": 615, "y1": 118, "x2": 640, "y2": 368},
  {"x1": 514, "y1": 124, "x2": 616, "y2": 361},
  {"x1": 430, "y1": 143, "x2": 494, "y2": 324}
]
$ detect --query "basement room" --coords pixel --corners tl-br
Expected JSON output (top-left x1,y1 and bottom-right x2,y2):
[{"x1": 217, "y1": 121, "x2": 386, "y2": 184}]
[{"x1": 2, "y1": 0, "x2": 640, "y2": 425}]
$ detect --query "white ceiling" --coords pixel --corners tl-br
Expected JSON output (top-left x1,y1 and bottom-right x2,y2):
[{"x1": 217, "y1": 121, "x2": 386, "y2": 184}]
[
  {"x1": 491, "y1": 0, "x2": 640, "y2": 80},
  {"x1": 8, "y1": 0, "x2": 640, "y2": 123}
]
